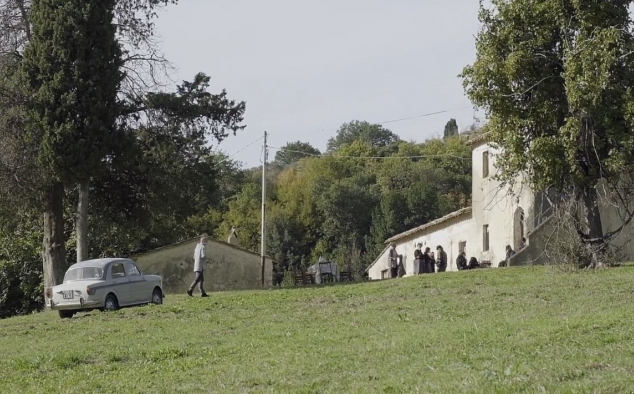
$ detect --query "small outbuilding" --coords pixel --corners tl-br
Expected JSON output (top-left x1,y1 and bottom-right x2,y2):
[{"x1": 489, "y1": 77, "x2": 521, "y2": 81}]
[{"x1": 133, "y1": 235, "x2": 274, "y2": 294}]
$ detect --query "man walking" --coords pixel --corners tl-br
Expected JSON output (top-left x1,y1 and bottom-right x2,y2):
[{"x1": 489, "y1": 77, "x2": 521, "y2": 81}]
[{"x1": 187, "y1": 235, "x2": 209, "y2": 297}]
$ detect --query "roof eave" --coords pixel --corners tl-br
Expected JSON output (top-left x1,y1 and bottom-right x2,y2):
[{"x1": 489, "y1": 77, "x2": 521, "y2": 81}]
[
  {"x1": 384, "y1": 207, "x2": 472, "y2": 244},
  {"x1": 365, "y1": 244, "x2": 390, "y2": 272}
]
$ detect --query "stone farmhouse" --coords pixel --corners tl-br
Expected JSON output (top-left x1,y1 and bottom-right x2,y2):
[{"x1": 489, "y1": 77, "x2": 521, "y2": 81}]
[{"x1": 366, "y1": 133, "x2": 634, "y2": 280}]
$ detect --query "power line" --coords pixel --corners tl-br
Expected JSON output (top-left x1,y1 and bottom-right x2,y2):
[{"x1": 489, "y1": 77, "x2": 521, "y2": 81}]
[
  {"x1": 269, "y1": 146, "x2": 471, "y2": 161},
  {"x1": 216, "y1": 105, "x2": 476, "y2": 164},
  {"x1": 215, "y1": 136, "x2": 264, "y2": 165},
  {"x1": 306, "y1": 105, "x2": 474, "y2": 135},
  {"x1": 377, "y1": 106, "x2": 473, "y2": 125}
]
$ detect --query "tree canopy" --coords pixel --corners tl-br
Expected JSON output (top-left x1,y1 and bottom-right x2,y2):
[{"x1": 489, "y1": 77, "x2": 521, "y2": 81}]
[
  {"x1": 461, "y1": 0, "x2": 634, "y2": 263},
  {"x1": 443, "y1": 118, "x2": 458, "y2": 139},
  {"x1": 274, "y1": 141, "x2": 321, "y2": 166},
  {"x1": 21, "y1": 0, "x2": 123, "y2": 183},
  {"x1": 326, "y1": 121, "x2": 400, "y2": 152}
]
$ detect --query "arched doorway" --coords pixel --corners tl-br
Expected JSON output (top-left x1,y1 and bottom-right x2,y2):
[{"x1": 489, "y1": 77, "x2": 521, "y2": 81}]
[{"x1": 513, "y1": 207, "x2": 525, "y2": 251}]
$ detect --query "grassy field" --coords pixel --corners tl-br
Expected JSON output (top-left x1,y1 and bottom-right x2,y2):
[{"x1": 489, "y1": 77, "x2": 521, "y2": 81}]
[{"x1": 2, "y1": 267, "x2": 634, "y2": 393}]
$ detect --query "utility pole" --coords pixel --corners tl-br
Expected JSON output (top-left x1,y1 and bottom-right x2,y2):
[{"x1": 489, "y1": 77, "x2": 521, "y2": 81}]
[{"x1": 260, "y1": 131, "x2": 268, "y2": 287}]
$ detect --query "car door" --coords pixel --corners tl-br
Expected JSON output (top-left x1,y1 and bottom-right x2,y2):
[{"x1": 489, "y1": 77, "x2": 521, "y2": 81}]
[
  {"x1": 125, "y1": 261, "x2": 146, "y2": 303},
  {"x1": 109, "y1": 262, "x2": 132, "y2": 305}
]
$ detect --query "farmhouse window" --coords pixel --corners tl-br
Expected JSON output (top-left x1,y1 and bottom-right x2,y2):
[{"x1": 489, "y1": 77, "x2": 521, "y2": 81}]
[
  {"x1": 482, "y1": 151, "x2": 489, "y2": 178},
  {"x1": 459, "y1": 241, "x2": 466, "y2": 254}
]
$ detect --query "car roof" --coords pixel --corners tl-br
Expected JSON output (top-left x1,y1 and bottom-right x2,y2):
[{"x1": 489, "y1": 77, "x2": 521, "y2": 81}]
[{"x1": 67, "y1": 258, "x2": 131, "y2": 270}]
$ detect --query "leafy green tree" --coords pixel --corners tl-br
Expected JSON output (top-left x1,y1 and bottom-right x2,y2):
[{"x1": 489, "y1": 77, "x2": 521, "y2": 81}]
[
  {"x1": 1, "y1": 0, "x2": 246, "y2": 314},
  {"x1": 20, "y1": 0, "x2": 123, "y2": 287},
  {"x1": 461, "y1": 0, "x2": 634, "y2": 265},
  {"x1": 218, "y1": 183, "x2": 263, "y2": 252},
  {"x1": 88, "y1": 74, "x2": 245, "y2": 255},
  {"x1": 317, "y1": 174, "x2": 379, "y2": 252},
  {"x1": 0, "y1": 210, "x2": 43, "y2": 318},
  {"x1": 267, "y1": 207, "x2": 306, "y2": 270},
  {"x1": 274, "y1": 141, "x2": 321, "y2": 166},
  {"x1": 327, "y1": 121, "x2": 400, "y2": 152},
  {"x1": 443, "y1": 118, "x2": 458, "y2": 138}
]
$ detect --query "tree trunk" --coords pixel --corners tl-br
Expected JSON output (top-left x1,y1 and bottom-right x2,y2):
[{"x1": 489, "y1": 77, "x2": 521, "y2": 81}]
[
  {"x1": 582, "y1": 186, "x2": 605, "y2": 268},
  {"x1": 76, "y1": 180, "x2": 89, "y2": 263},
  {"x1": 42, "y1": 181, "x2": 66, "y2": 299}
]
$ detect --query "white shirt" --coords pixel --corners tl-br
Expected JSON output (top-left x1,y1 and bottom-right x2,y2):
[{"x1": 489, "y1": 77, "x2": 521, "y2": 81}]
[{"x1": 193, "y1": 243, "x2": 206, "y2": 272}]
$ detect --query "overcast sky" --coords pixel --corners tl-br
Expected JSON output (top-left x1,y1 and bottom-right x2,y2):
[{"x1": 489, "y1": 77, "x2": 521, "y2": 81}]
[{"x1": 155, "y1": 0, "x2": 483, "y2": 168}]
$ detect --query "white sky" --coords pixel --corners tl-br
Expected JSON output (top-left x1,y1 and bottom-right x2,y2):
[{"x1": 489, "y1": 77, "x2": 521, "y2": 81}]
[{"x1": 155, "y1": 0, "x2": 483, "y2": 167}]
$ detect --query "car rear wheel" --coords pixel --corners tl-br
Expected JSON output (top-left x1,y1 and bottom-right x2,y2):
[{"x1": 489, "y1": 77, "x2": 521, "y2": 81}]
[
  {"x1": 104, "y1": 294, "x2": 119, "y2": 311},
  {"x1": 58, "y1": 310, "x2": 74, "y2": 319},
  {"x1": 151, "y1": 288, "x2": 163, "y2": 305}
]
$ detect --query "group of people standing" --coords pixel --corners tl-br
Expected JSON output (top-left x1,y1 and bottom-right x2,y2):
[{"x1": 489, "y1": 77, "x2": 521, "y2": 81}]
[
  {"x1": 387, "y1": 237, "x2": 529, "y2": 277},
  {"x1": 387, "y1": 242, "x2": 449, "y2": 277},
  {"x1": 413, "y1": 243, "x2": 448, "y2": 274},
  {"x1": 387, "y1": 242, "x2": 483, "y2": 278}
]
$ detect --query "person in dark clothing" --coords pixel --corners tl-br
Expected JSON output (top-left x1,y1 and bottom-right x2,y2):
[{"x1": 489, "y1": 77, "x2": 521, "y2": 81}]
[
  {"x1": 468, "y1": 257, "x2": 480, "y2": 269},
  {"x1": 456, "y1": 252, "x2": 468, "y2": 271},
  {"x1": 436, "y1": 245, "x2": 448, "y2": 272},
  {"x1": 397, "y1": 257, "x2": 406, "y2": 277},
  {"x1": 414, "y1": 243, "x2": 424, "y2": 275},
  {"x1": 504, "y1": 245, "x2": 516, "y2": 267},
  {"x1": 423, "y1": 247, "x2": 435, "y2": 274}
]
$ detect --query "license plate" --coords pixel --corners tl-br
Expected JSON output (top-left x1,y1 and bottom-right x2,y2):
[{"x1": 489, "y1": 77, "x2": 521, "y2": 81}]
[{"x1": 62, "y1": 290, "x2": 74, "y2": 300}]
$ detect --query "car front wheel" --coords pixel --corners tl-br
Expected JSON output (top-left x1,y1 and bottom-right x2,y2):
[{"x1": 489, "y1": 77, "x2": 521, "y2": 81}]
[
  {"x1": 104, "y1": 294, "x2": 119, "y2": 311},
  {"x1": 151, "y1": 288, "x2": 163, "y2": 305}
]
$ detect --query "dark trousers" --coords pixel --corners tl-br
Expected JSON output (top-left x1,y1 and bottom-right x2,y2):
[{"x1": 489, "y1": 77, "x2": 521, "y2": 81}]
[
  {"x1": 390, "y1": 267, "x2": 398, "y2": 278},
  {"x1": 424, "y1": 261, "x2": 435, "y2": 274},
  {"x1": 188, "y1": 271, "x2": 206, "y2": 294},
  {"x1": 437, "y1": 264, "x2": 447, "y2": 273}
]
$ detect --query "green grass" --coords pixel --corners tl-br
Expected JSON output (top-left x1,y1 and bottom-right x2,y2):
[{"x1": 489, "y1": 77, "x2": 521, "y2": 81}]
[{"x1": 2, "y1": 266, "x2": 634, "y2": 393}]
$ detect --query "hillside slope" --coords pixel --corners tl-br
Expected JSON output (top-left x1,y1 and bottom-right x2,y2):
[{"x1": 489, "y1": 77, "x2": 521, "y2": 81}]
[{"x1": 2, "y1": 267, "x2": 634, "y2": 393}]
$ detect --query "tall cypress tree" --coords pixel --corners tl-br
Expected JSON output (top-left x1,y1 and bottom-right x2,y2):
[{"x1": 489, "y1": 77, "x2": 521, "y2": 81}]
[
  {"x1": 443, "y1": 118, "x2": 458, "y2": 139},
  {"x1": 21, "y1": 0, "x2": 122, "y2": 290}
]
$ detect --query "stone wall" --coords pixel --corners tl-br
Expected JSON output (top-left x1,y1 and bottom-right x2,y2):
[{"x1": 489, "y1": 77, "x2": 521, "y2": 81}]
[
  {"x1": 508, "y1": 218, "x2": 554, "y2": 266},
  {"x1": 133, "y1": 238, "x2": 273, "y2": 294}
]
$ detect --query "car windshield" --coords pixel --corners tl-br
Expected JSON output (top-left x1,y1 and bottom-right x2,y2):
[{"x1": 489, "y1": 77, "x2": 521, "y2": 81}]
[{"x1": 63, "y1": 267, "x2": 104, "y2": 282}]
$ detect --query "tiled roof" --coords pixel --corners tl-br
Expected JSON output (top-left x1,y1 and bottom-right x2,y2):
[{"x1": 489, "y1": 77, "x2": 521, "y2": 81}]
[
  {"x1": 466, "y1": 132, "x2": 492, "y2": 147},
  {"x1": 385, "y1": 207, "x2": 472, "y2": 243},
  {"x1": 131, "y1": 235, "x2": 275, "y2": 261}
]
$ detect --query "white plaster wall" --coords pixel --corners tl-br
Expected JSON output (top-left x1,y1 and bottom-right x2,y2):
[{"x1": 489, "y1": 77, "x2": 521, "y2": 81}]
[
  {"x1": 471, "y1": 143, "x2": 535, "y2": 266},
  {"x1": 367, "y1": 246, "x2": 390, "y2": 280}
]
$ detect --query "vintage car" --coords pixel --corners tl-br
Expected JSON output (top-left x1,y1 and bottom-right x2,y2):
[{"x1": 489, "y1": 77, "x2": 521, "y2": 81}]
[{"x1": 46, "y1": 258, "x2": 164, "y2": 319}]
